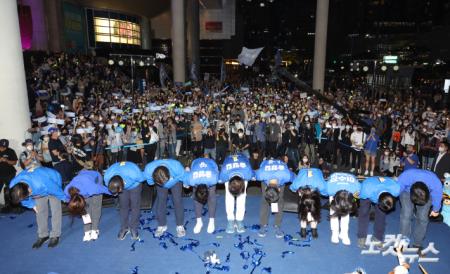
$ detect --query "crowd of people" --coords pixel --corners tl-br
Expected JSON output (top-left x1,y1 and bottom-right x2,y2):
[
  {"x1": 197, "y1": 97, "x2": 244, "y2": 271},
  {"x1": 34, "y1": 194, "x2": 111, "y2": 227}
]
[{"x1": 0, "y1": 53, "x2": 449, "y2": 269}]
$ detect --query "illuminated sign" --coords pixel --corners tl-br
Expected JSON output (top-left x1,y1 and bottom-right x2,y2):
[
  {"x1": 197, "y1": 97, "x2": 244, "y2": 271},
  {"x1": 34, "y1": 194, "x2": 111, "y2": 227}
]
[
  {"x1": 94, "y1": 17, "x2": 141, "y2": 45},
  {"x1": 383, "y1": 55, "x2": 398, "y2": 64}
]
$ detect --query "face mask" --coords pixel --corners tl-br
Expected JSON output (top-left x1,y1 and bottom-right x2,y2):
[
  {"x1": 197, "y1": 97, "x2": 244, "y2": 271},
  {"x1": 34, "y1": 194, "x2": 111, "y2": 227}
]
[
  {"x1": 271, "y1": 119, "x2": 276, "y2": 123},
  {"x1": 353, "y1": 127, "x2": 357, "y2": 131},
  {"x1": 306, "y1": 123, "x2": 311, "y2": 128},
  {"x1": 43, "y1": 136, "x2": 49, "y2": 142},
  {"x1": 304, "y1": 118, "x2": 309, "y2": 121},
  {"x1": 345, "y1": 125, "x2": 350, "y2": 130},
  {"x1": 99, "y1": 123, "x2": 104, "y2": 128},
  {"x1": 238, "y1": 133, "x2": 244, "y2": 137},
  {"x1": 439, "y1": 147, "x2": 446, "y2": 152},
  {"x1": 113, "y1": 123, "x2": 118, "y2": 128},
  {"x1": 132, "y1": 132, "x2": 138, "y2": 137},
  {"x1": 302, "y1": 158, "x2": 308, "y2": 163},
  {"x1": 26, "y1": 145, "x2": 33, "y2": 151},
  {"x1": 384, "y1": 151, "x2": 389, "y2": 156}
]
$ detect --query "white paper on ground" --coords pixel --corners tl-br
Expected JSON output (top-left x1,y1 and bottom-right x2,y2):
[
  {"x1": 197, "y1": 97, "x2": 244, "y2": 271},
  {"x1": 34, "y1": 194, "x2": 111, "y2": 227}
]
[
  {"x1": 271, "y1": 203, "x2": 279, "y2": 213},
  {"x1": 82, "y1": 214, "x2": 92, "y2": 224}
]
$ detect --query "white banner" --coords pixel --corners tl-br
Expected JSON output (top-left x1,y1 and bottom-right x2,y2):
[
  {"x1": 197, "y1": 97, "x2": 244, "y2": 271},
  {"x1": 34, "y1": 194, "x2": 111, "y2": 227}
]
[{"x1": 238, "y1": 47, "x2": 264, "y2": 66}]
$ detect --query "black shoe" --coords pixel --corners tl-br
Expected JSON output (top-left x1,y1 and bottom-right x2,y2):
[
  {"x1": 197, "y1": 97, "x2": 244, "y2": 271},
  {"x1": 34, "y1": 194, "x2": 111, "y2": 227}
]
[
  {"x1": 48, "y1": 237, "x2": 59, "y2": 248},
  {"x1": 300, "y1": 228, "x2": 307, "y2": 238},
  {"x1": 32, "y1": 237, "x2": 49, "y2": 249},
  {"x1": 117, "y1": 229, "x2": 129, "y2": 240},
  {"x1": 131, "y1": 230, "x2": 140, "y2": 241},
  {"x1": 311, "y1": 228, "x2": 318, "y2": 239}
]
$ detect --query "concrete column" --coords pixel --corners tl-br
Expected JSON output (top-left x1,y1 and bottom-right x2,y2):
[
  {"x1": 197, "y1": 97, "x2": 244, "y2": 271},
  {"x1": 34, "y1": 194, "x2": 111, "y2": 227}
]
[
  {"x1": 0, "y1": 0, "x2": 31, "y2": 152},
  {"x1": 44, "y1": 0, "x2": 63, "y2": 52},
  {"x1": 171, "y1": 0, "x2": 186, "y2": 83},
  {"x1": 141, "y1": 16, "x2": 151, "y2": 50},
  {"x1": 312, "y1": 0, "x2": 329, "y2": 92},
  {"x1": 187, "y1": 0, "x2": 200, "y2": 78}
]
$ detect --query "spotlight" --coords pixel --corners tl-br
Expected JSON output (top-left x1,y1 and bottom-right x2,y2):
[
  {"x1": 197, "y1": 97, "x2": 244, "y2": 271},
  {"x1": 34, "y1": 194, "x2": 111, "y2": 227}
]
[
  {"x1": 350, "y1": 68, "x2": 353, "y2": 72},
  {"x1": 340, "y1": 66, "x2": 344, "y2": 70},
  {"x1": 108, "y1": 59, "x2": 114, "y2": 65},
  {"x1": 260, "y1": 2, "x2": 265, "y2": 7},
  {"x1": 393, "y1": 65, "x2": 399, "y2": 71},
  {"x1": 118, "y1": 60, "x2": 124, "y2": 66},
  {"x1": 139, "y1": 60, "x2": 145, "y2": 67},
  {"x1": 356, "y1": 68, "x2": 360, "y2": 71},
  {"x1": 363, "y1": 66, "x2": 369, "y2": 72},
  {"x1": 381, "y1": 65, "x2": 387, "y2": 71}
]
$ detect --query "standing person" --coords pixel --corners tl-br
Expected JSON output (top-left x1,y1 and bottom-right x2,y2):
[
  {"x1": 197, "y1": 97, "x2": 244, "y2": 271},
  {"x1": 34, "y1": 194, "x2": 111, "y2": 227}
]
[
  {"x1": 302, "y1": 119, "x2": 316, "y2": 164},
  {"x1": 154, "y1": 118, "x2": 166, "y2": 159},
  {"x1": 282, "y1": 123, "x2": 300, "y2": 166},
  {"x1": 166, "y1": 118, "x2": 177, "y2": 159},
  {"x1": 216, "y1": 126, "x2": 229, "y2": 164},
  {"x1": 400, "y1": 145, "x2": 419, "y2": 171},
  {"x1": 184, "y1": 158, "x2": 219, "y2": 234},
  {"x1": 290, "y1": 168, "x2": 327, "y2": 239},
  {"x1": 65, "y1": 165, "x2": 110, "y2": 241},
  {"x1": 203, "y1": 127, "x2": 216, "y2": 160},
  {"x1": 340, "y1": 123, "x2": 352, "y2": 169},
  {"x1": 142, "y1": 120, "x2": 158, "y2": 163},
  {"x1": 19, "y1": 139, "x2": 43, "y2": 170},
  {"x1": 10, "y1": 167, "x2": 65, "y2": 248},
  {"x1": 357, "y1": 176, "x2": 400, "y2": 248},
  {"x1": 430, "y1": 141, "x2": 450, "y2": 180},
  {"x1": 104, "y1": 161, "x2": 145, "y2": 241},
  {"x1": 0, "y1": 139, "x2": 18, "y2": 210},
  {"x1": 256, "y1": 159, "x2": 295, "y2": 238},
  {"x1": 350, "y1": 125, "x2": 366, "y2": 174},
  {"x1": 232, "y1": 129, "x2": 250, "y2": 157},
  {"x1": 297, "y1": 154, "x2": 311, "y2": 171},
  {"x1": 364, "y1": 127, "x2": 379, "y2": 176},
  {"x1": 398, "y1": 169, "x2": 443, "y2": 254},
  {"x1": 266, "y1": 115, "x2": 281, "y2": 158},
  {"x1": 144, "y1": 159, "x2": 186, "y2": 237},
  {"x1": 326, "y1": 172, "x2": 361, "y2": 245},
  {"x1": 48, "y1": 128, "x2": 66, "y2": 166},
  {"x1": 219, "y1": 153, "x2": 254, "y2": 234},
  {"x1": 191, "y1": 114, "x2": 204, "y2": 158},
  {"x1": 253, "y1": 116, "x2": 266, "y2": 154}
]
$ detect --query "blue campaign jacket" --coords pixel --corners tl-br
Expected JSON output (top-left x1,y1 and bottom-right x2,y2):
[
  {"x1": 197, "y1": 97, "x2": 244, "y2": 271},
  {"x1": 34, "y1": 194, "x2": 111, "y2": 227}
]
[
  {"x1": 144, "y1": 159, "x2": 185, "y2": 189},
  {"x1": 256, "y1": 159, "x2": 294, "y2": 186},
  {"x1": 398, "y1": 169, "x2": 443, "y2": 212},
  {"x1": 219, "y1": 154, "x2": 254, "y2": 183},
  {"x1": 360, "y1": 176, "x2": 400, "y2": 204},
  {"x1": 10, "y1": 167, "x2": 65, "y2": 208},
  {"x1": 290, "y1": 168, "x2": 327, "y2": 194},
  {"x1": 184, "y1": 158, "x2": 219, "y2": 187},
  {"x1": 104, "y1": 161, "x2": 145, "y2": 190},
  {"x1": 64, "y1": 170, "x2": 110, "y2": 199},
  {"x1": 326, "y1": 172, "x2": 361, "y2": 196}
]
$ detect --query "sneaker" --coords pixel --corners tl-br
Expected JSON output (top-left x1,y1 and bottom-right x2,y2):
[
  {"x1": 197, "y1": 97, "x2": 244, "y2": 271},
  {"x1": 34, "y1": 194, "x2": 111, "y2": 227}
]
[
  {"x1": 48, "y1": 237, "x2": 59, "y2": 248},
  {"x1": 83, "y1": 231, "x2": 92, "y2": 242},
  {"x1": 155, "y1": 226, "x2": 168, "y2": 237},
  {"x1": 236, "y1": 221, "x2": 246, "y2": 233},
  {"x1": 131, "y1": 230, "x2": 140, "y2": 241},
  {"x1": 207, "y1": 219, "x2": 215, "y2": 234},
  {"x1": 370, "y1": 171, "x2": 374, "y2": 176},
  {"x1": 364, "y1": 170, "x2": 369, "y2": 176},
  {"x1": 90, "y1": 230, "x2": 99, "y2": 241},
  {"x1": 331, "y1": 233, "x2": 339, "y2": 244},
  {"x1": 274, "y1": 226, "x2": 284, "y2": 239},
  {"x1": 339, "y1": 234, "x2": 351, "y2": 245},
  {"x1": 350, "y1": 168, "x2": 355, "y2": 172},
  {"x1": 226, "y1": 220, "x2": 235, "y2": 234},
  {"x1": 193, "y1": 219, "x2": 203, "y2": 234},
  {"x1": 32, "y1": 236, "x2": 49, "y2": 249},
  {"x1": 311, "y1": 228, "x2": 318, "y2": 239},
  {"x1": 300, "y1": 228, "x2": 307, "y2": 238},
  {"x1": 117, "y1": 229, "x2": 129, "y2": 240},
  {"x1": 176, "y1": 226, "x2": 186, "y2": 238},
  {"x1": 358, "y1": 238, "x2": 367, "y2": 249},
  {"x1": 258, "y1": 225, "x2": 268, "y2": 237}
]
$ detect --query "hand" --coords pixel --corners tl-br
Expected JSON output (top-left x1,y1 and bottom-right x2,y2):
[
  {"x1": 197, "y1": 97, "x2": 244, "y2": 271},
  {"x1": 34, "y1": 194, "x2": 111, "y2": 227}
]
[
  {"x1": 429, "y1": 211, "x2": 439, "y2": 218},
  {"x1": 33, "y1": 206, "x2": 38, "y2": 213}
]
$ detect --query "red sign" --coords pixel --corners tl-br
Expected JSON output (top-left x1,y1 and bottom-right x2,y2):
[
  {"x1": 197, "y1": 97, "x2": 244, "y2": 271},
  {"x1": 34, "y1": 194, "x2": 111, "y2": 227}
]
[{"x1": 205, "y1": 21, "x2": 223, "y2": 32}]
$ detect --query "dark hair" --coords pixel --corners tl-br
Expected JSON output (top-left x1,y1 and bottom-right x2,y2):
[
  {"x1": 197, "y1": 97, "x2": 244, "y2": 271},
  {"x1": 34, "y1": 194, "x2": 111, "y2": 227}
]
[
  {"x1": 298, "y1": 187, "x2": 321, "y2": 222},
  {"x1": 228, "y1": 176, "x2": 245, "y2": 197},
  {"x1": 264, "y1": 186, "x2": 280, "y2": 203},
  {"x1": 152, "y1": 166, "x2": 170, "y2": 186},
  {"x1": 410, "y1": 181, "x2": 430, "y2": 206},
  {"x1": 108, "y1": 175, "x2": 124, "y2": 194},
  {"x1": 67, "y1": 187, "x2": 86, "y2": 216},
  {"x1": 330, "y1": 190, "x2": 356, "y2": 217},
  {"x1": 195, "y1": 184, "x2": 209, "y2": 204},
  {"x1": 10, "y1": 182, "x2": 30, "y2": 205},
  {"x1": 378, "y1": 192, "x2": 396, "y2": 212}
]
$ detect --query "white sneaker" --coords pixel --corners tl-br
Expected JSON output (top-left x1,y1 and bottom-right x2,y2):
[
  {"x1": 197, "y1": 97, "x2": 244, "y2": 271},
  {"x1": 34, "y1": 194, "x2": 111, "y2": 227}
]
[
  {"x1": 90, "y1": 230, "x2": 99, "y2": 241},
  {"x1": 176, "y1": 226, "x2": 186, "y2": 238},
  {"x1": 331, "y1": 233, "x2": 339, "y2": 244},
  {"x1": 207, "y1": 218, "x2": 215, "y2": 234},
  {"x1": 193, "y1": 219, "x2": 203, "y2": 234},
  {"x1": 340, "y1": 234, "x2": 351, "y2": 245},
  {"x1": 364, "y1": 170, "x2": 369, "y2": 176},
  {"x1": 370, "y1": 171, "x2": 374, "y2": 176},
  {"x1": 155, "y1": 226, "x2": 168, "y2": 237},
  {"x1": 83, "y1": 231, "x2": 92, "y2": 242},
  {"x1": 350, "y1": 168, "x2": 355, "y2": 172}
]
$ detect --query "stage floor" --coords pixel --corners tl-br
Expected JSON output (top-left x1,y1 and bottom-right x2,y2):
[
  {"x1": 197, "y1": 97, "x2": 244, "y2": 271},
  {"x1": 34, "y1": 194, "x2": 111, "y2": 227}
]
[{"x1": 0, "y1": 194, "x2": 449, "y2": 274}]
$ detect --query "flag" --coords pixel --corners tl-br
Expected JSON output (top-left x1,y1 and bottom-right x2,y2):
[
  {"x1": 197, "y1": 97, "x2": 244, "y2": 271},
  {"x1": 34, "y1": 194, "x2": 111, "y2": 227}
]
[
  {"x1": 190, "y1": 62, "x2": 198, "y2": 82},
  {"x1": 220, "y1": 58, "x2": 226, "y2": 83},
  {"x1": 35, "y1": 89, "x2": 49, "y2": 97},
  {"x1": 237, "y1": 47, "x2": 264, "y2": 66},
  {"x1": 275, "y1": 49, "x2": 282, "y2": 67},
  {"x1": 159, "y1": 64, "x2": 169, "y2": 88}
]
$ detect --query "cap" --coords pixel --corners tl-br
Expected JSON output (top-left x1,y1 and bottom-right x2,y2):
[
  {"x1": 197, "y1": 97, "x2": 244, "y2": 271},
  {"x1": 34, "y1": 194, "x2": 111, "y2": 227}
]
[
  {"x1": 0, "y1": 139, "x2": 9, "y2": 147},
  {"x1": 48, "y1": 127, "x2": 59, "y2": 133},
  {"x1": 22, "y1": 139, "x2": 33, "y2": 146}
]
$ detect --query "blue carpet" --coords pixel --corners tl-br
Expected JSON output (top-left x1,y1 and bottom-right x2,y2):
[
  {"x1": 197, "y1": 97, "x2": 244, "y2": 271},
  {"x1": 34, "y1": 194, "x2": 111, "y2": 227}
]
[{"x1": 0, "y1": 195, "x2": 449, "y2": 274}]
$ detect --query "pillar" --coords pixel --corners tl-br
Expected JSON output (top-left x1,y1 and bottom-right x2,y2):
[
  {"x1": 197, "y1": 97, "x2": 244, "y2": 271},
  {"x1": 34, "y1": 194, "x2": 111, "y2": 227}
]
[
  {"x1": 312, "y1": 0, "x2": 329, "y2": 92},
  {"x1": 141, "y1": 16, "x2": 151, "y2": 50},
  {"x1": 171, "y1": 0, "x2": 186, "y2": 83},
  {"x1": 0, "y1": 0, "x2": 31, "y2": 152},
  {"x1": 44, "y1": 0, "x2": 63, "y2": 52},
  {"x1": 187, "y1": 0, "x2": 200, "y2": 78}
]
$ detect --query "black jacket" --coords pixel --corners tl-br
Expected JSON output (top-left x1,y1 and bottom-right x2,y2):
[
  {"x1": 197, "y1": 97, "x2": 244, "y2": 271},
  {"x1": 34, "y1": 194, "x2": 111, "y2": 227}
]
[{"x1": 431, "y1": 152, "x2": 450, "y2": 180}]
